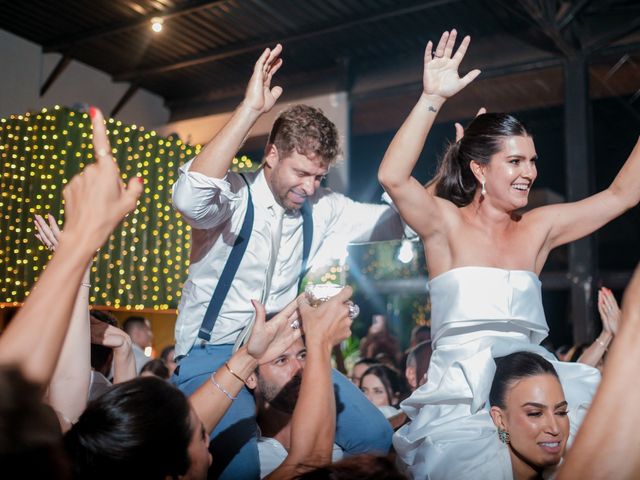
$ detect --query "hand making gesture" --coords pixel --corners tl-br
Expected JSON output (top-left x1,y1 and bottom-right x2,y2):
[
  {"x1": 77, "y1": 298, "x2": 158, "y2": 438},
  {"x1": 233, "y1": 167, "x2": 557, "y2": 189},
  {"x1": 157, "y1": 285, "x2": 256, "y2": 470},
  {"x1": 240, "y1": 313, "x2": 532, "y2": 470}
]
[
  {"x1": 423, "y1": 29, "x2": 480, "y2": 101},
  {"x1": 242, "y1": 44, "x2": 284, "y2": 114},
  {"x1": 599, "y1": 287, "x2": 621, "y2": 336},
  {"x1": 62, "y1": 107, "x2": 142, "y2": 252},
  {"x1": 247, "y1": 296, "x2": 302, "y2": 364}
]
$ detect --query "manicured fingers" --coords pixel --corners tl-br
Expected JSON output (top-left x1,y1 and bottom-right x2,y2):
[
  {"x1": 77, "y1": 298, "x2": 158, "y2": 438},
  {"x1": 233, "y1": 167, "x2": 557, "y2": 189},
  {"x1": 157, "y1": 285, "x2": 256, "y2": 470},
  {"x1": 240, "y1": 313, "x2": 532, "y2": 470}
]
[{"x1": 476, "y1": 107, "x2": 487, "y2": 117}]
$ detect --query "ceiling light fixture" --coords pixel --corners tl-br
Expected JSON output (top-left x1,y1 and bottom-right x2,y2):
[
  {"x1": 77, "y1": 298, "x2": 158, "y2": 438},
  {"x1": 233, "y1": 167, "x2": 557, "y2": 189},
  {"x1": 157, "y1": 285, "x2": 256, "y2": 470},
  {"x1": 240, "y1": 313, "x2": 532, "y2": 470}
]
[{"x1": 151, "y1": 17, "x2": 163, "y2": 33}]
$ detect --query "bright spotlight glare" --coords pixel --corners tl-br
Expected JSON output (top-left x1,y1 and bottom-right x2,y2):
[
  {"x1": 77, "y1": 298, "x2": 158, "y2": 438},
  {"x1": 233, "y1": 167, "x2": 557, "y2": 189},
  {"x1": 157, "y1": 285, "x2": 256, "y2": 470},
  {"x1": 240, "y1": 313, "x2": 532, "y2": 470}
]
[
  {"x1": 397, "y1": 239, "x2": 414, "y2": 264},
  {"x1": 151, "y1": 17, "x2": 163, "y2": 33}
]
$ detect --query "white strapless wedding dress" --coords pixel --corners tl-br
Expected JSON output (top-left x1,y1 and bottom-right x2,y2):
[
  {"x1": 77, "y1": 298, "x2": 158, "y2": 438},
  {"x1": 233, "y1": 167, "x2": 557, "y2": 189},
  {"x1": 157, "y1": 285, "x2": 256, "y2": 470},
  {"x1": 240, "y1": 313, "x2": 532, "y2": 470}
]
[{"x1": 394, "y1": 267, "x2": 600, "y2": 479}]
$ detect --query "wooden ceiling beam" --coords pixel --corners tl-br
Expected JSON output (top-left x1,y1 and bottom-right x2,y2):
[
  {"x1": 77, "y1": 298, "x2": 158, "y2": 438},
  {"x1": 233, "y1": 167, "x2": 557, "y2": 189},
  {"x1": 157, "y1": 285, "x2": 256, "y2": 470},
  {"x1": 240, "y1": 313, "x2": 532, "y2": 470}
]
[{"x1": 113, "y1": 0, "x2": 463, "y2": 81}]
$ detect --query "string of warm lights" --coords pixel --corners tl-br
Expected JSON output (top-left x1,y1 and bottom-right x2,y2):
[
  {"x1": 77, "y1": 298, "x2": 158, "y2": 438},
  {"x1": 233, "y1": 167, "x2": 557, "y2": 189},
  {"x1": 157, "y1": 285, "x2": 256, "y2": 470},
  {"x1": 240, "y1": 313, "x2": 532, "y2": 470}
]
[
  {"x1": 0, "y1": 106, "x2": 254, "y2": 310},
  {"x1": 1, "y1": 105, "x2": 428, "y2": 321}
]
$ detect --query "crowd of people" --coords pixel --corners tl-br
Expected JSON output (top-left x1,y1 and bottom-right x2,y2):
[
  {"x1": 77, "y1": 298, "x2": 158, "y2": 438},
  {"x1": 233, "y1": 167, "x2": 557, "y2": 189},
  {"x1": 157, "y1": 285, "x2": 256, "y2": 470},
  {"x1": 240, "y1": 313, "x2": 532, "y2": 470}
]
[{"x1": 1, "y1": 28, "x2": 640, "y2": 480}]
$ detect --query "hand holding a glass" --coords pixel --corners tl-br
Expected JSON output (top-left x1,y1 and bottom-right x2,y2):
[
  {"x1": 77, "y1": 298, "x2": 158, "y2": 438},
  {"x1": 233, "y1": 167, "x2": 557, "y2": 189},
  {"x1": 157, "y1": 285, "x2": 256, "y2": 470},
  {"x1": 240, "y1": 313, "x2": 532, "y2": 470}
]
[
  {"x1": 298, "y1": 285, "x2": 356, "y2": 350},
  {"x1": 303, "y1": 283, "x2": 360, "y2": 319}
]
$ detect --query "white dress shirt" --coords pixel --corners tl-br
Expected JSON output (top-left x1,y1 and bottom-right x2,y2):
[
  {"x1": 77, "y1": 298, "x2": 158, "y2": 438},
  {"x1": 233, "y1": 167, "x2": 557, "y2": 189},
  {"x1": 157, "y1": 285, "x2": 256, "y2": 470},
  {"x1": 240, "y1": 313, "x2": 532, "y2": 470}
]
[
  {"x1": 257, "y1": 435, "x2": 343, "y2": 478},
  {"x1": 171, "y1": 160, "x2": 406, "y2": 356}
]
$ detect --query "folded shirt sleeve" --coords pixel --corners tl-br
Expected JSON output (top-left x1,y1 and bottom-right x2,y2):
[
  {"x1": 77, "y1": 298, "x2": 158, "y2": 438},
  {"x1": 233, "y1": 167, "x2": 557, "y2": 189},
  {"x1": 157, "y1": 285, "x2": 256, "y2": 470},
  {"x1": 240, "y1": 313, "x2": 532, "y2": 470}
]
[{"x1": 172, "y1": 158, "x2": 242, "y2": 230}]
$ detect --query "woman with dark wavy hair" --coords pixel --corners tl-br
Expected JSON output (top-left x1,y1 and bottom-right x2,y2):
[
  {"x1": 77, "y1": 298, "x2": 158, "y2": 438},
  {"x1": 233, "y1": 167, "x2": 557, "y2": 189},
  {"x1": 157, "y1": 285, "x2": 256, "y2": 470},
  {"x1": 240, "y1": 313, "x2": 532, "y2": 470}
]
[{"x1": 379, "y1": 28, "x2": 640, "y2": 479}]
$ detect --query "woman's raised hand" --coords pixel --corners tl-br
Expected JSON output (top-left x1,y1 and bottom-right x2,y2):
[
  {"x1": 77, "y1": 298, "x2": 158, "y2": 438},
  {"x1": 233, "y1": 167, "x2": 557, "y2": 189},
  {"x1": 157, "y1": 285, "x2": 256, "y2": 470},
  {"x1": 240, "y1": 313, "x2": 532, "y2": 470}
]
[
  {"x1": 34, "y1": 213, "x2": 62, "y2": 251},
  {"x1": 423, "y1": 29, "x2": 481, "y2": 100},
  {"x1": 599, "y1": 287, "x2": 621, "y2": 336}
]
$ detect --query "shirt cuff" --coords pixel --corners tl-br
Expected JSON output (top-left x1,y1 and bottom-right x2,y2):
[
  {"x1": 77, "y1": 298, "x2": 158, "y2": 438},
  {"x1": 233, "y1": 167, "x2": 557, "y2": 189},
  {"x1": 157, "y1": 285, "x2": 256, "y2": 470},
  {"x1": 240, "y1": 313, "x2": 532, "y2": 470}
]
[{"x1": 179, "y1": 158, "x2": 241, "y2": 202}]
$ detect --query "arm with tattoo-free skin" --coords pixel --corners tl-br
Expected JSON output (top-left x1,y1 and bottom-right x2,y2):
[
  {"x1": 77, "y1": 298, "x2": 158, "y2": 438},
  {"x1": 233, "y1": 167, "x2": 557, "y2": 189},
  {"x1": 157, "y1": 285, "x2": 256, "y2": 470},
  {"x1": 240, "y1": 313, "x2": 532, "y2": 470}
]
[
  {"x1": 267, "y1": 287, "x2": 354, "y2": 479},
  {"x1": 189, "y1": 296, "x2": 302, "y2": 434},
  {"x1": 577, "y1": 287, "x2": 620, "y2": 367},
  {"x1": 89, "y1": 316, "x2": 137, "y2": 384},
  {"x1": 0, "y1": 107, "x2": 142, "y2": 389},
  {"x1": 34, "y1": 214, "x2": 91, "y2": 430},
  {"x1": 557, "y1": 265, "x2": 640, "y2": 479}
]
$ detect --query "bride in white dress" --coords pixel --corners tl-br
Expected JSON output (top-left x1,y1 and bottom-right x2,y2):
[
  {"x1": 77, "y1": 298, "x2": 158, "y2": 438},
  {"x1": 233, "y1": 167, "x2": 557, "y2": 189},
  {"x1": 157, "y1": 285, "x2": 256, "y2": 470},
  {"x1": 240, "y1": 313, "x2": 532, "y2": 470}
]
[{"x1": 378, "y1": 29, "x2": 640, "y2": 479}]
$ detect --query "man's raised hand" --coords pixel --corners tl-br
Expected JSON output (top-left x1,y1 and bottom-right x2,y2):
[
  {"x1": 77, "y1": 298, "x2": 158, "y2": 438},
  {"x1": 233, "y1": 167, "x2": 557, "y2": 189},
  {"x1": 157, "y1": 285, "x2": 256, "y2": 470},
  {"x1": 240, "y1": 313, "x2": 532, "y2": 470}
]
[{"x1": 243, "y1": 44, "x2": 284, "y2": 114}]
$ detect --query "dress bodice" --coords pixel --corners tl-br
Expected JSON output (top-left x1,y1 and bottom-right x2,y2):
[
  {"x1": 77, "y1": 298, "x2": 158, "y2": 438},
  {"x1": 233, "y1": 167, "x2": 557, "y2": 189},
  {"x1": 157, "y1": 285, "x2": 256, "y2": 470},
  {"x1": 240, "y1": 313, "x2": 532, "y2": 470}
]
[
  {"x1": 394, "y1": 266, "x2": 600, "y2": 480},
  {"x1": 429, "y1": 267, "x2": 549, "y2": 348}
]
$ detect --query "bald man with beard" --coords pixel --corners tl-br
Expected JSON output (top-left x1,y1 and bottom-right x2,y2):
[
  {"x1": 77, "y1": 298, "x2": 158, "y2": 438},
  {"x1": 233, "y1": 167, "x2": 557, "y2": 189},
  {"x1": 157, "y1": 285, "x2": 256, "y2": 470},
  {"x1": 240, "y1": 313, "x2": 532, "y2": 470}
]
[{"x1": 246, "y1": 337, "x2": 343, "y2": 478}]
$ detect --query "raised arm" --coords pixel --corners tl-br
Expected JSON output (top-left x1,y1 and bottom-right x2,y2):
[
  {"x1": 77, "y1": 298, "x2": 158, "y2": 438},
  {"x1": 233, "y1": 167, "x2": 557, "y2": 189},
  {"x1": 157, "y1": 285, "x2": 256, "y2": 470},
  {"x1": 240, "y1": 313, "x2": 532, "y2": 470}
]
[
  {"x1": 89, "y1": 317, "x2": 136, "y2": 384},
  {"x1": 34, "y1": 214, "x2": 91, "y2": 431},
  {"x1": 0, "y1": 107, "x2": 142, "y2": 387},
  {"x1": 188, "y1": 45, "x2": 283, "y2": 179},
  {"x1": 267, "y1": 287, "x2": 353, "y2": 479},
  {"x1": 557, "y1": 264, "x2": 640, "y2": 479},
  {"x1": 378, "y1": 30, "x2": 480, "y2": 237},
  {"x1": 539, "y1": 136, "x2": 640, "y2": 250},
  {"x1": 576, "y1": 287, "x2": 619, "y2": 367}
]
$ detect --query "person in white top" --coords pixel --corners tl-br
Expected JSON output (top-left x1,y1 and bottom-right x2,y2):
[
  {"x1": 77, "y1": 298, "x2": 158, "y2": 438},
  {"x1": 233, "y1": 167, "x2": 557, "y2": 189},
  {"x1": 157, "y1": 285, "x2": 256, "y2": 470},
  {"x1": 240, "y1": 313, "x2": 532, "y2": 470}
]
[
  {"x1": 378, "y1": 29, "x2": 640, "y2": 479},
  {"x1": 171, "y1": 44, "x2": 408, "y2": 479}
]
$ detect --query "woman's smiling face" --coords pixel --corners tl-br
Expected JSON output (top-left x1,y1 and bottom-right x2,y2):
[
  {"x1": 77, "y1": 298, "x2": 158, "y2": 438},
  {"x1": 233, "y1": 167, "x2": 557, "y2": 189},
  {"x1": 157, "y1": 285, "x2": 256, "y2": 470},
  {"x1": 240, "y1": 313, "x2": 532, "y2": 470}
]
[{"x1": 491, "y1": 373, "x2": 569, "y2": 476}]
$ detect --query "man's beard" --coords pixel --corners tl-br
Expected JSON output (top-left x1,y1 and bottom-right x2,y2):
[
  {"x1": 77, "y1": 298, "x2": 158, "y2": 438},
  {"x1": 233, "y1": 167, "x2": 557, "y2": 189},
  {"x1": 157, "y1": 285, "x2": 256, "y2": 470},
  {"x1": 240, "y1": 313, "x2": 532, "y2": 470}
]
[{"x1": 258, "y1": 373, "x2": 302, "y2": 414}]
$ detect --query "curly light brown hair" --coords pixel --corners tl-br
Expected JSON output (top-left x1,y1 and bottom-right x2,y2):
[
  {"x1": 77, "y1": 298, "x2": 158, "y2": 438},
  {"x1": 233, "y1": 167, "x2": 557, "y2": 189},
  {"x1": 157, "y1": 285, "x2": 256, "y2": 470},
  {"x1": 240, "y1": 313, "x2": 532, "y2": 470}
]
[{"x1": 267, "y1": 105, "x2": 341, "y2": 166}]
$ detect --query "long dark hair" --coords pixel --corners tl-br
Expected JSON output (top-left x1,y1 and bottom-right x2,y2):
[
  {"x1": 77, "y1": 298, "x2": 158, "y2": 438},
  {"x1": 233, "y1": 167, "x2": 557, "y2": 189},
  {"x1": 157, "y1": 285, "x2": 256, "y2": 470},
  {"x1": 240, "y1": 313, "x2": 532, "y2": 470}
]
[
  {"x1": 433, "y1": 113, "x2": 531, "y2": 207},
  {"x1": 64, "y1": 377, "x2": 192, "y2": 480},
  {"x1": 0, "y1": 367, "x2": 70, "y2": 479},
  {"x1": 360, "y1": 364, "x2": 409, "y2": 406},
  {"x1": 489, "y1": 351, "x2": 559, "y2": 409}
]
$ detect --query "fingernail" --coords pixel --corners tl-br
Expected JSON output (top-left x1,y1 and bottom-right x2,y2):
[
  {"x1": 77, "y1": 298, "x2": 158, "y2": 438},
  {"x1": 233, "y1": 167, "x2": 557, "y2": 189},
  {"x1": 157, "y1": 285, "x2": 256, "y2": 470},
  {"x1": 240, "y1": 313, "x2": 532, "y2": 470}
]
[
  {"x1": 89, "y1": 106, "x2": 97, "y2": 119},
  {"x1": 137, "y1": 176, "x2": 144, "y2": 183}
]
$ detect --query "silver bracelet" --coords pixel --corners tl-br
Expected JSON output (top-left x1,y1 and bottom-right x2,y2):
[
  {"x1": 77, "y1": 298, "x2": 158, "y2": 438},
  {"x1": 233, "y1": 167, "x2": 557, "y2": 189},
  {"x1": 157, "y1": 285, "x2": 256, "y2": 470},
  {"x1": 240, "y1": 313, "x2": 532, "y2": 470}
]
[
  {"x1": 81, "y1": 282, "x2": 91, "y2": 288},
  {"x1": 210, "y1": 372, "x2": 237, "y2": 401}
]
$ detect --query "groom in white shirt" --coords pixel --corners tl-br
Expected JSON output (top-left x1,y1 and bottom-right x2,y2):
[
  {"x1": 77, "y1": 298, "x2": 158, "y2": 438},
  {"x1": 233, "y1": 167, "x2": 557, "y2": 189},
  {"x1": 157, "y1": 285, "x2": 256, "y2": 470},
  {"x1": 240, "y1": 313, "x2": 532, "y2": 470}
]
[{"x1": 171, "y1": 44, "x2": 407, "y2": 479}]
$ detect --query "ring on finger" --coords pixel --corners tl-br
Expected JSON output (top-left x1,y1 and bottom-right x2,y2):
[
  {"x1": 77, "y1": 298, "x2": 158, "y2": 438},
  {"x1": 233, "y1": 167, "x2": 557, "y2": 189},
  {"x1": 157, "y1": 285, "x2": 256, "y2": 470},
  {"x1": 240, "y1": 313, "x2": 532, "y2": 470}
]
[
  {"x1": 347, "y1": 301, "x2": 360, "y2": 319},
  {"x1": 290, "y1": 319, "x2": 300, "y2": 330}
]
